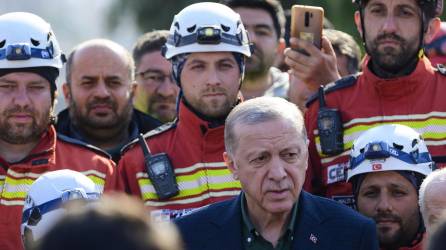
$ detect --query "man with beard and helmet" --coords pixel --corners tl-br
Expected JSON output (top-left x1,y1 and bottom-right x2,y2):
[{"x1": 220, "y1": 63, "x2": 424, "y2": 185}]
[
  {"x1": 0, "y1": 12, "x2": 117, "y2": 250},
  {"x1": 347, "y1": 124, "x2": 434, "y2": 250},
  {"x1": 118, "y1": 2, "x2": 251, "y2": 221},
  {"x1": 56, "y1": 39, "x2": 162, "y2": 163},
  {"x1": 300, "y1": 0, "x2": 446, "y2": 209}
]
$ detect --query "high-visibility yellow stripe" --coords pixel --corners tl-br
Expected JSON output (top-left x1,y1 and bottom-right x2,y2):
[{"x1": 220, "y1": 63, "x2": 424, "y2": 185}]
[
  {"x1": 138, "y1": 168, "x2": 234, "y2": 185},
  {"x1": 140, "y1": 180, "x2": 240, "y2": 200},
  {"x1": 3, "y1": 177, "x2": 34, "y2": 186},
  {"x1": 86, "y1": 175, "x2": 105, "y2": 186},
  {"x1": 342, "y1": 112, "x2": 446, "y2": 128},
  {"x1": 315, "y1": 117, "x2": 446, "y2": 159},
  {"x1": 2, "y1": 191, "x2": 28, "y2": 199}
]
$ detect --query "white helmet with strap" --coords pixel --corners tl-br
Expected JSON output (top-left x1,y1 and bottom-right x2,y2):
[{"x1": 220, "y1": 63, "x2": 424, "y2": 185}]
[
  {"x1": 21, "y1": 170, "x2": 100, "y2": 247},
  {"x1": 347, "y1": 124, "x2": 434, "y2": 182},
  {"x1": 0, "y1": 12, "x2": 64, "y2": 70},
  {"x1": 163, "y1": 2, "x2": 251, "y2": 59}
]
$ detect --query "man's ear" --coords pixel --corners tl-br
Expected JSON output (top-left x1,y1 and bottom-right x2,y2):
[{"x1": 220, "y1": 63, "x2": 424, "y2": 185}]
[
  {"x1": 354, "y1": 11, "x2": 363, "y2": 38},
  {"x1": 62, "y1": 83, "x2": 72, "y2": 107},
  {"x1": 223, "y1": 152, "x2": 239, "y2": 180},
  {"x1": 424, "y1": 17, "x2": 441, "y2": 44}
]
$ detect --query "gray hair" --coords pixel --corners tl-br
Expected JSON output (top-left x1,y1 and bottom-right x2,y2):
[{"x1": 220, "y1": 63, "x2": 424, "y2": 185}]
[
  {"x1": 66, "y1": 39, "x2": 135, "y2": 83},
  {"x1": 419, "y1": 168, "x2": 446, "y2": 221},
  {"x1": 224, "y1": 96, "x2": 307, "y2": 156}
]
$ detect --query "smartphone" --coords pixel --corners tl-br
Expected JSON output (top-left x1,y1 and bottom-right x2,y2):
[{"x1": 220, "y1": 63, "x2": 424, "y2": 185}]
[{"x1": 290, "y1": 5, "x2": 324, "y2": 50}]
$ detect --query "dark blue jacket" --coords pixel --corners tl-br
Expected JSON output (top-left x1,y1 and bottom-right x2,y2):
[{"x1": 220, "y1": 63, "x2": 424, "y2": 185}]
[
  {"x1": 56, "y1": 108, "x2": 161, "y2": 163},
  {"x1": 175, "y1": 191, "x2": 379, "y2": 250}
]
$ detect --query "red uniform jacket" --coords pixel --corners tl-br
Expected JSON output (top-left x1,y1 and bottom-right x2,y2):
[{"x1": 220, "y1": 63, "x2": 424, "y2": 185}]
[
  {"x1": 0, "y1": 126, "x2": 117, "y2": 250},
  {"x1": 118, "y1": 101, "x2": 240, "y2": 220},
  {"x1": 305, "y1": 57, "x2": 446, "y2": 206}
]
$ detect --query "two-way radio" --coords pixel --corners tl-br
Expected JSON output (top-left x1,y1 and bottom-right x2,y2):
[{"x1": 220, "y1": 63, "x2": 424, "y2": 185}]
[
  {"x1": 138, "y1": 134, "x2": 179, "y2": 200},
  {"x1": 317, "y1": 86, "x2": 344, "y2": 155}
]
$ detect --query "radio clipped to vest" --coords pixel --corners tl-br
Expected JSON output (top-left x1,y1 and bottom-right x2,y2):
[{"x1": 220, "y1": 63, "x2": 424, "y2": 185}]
[
  {"x1": 138, "y1": 134, "x2": 179, "y2": 200},
  {"x1": 317, "y1": 86, "x2": 344, "y2": 155}
]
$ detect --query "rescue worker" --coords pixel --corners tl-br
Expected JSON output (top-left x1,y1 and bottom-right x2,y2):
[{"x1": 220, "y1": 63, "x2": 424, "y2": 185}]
[
  {"x1": 117, "y1": 2, "x2": 251, "y2": 220},
  {"x1": 296, "y1": 0, "x2": 446, "y2": 208},
  {"x1": 347, "y1": 124, "x2": 434, "y2": 250},
  {"x1": 0, "y1": 12, "x2": 117, "y2": 250}
]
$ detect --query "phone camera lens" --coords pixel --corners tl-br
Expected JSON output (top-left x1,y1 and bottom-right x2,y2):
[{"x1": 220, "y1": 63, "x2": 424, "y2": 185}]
[{"x1": 305, "y1": 12, "x2": 310, "y2": 27}]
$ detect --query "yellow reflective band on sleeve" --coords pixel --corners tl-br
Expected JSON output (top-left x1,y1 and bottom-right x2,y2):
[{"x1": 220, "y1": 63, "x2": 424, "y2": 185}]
[
  {"x1": 138, "y1": 168, "x2": 240, "y2": 201},
  {"x1": 86, "y1": 175, "x2": 105, "y2": 186},
  {"x1": 315, "y1": 114, "x2": 446, "y2": 162},
  {"x1": 1, "y1": 177, "x2": 34, "y2": 200}
]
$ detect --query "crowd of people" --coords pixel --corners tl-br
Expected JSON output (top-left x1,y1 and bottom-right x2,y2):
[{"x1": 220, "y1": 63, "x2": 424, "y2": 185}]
[{"x1": 1, "y1": 0, "x2": 446, "y2": 249}]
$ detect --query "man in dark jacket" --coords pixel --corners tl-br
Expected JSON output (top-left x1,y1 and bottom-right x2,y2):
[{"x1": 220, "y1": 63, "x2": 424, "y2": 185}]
[
  {"x1": 175, "y1": 97, "x2": 378, "y2": 250},
  {"x1": 56, "y1": 39, "x2": 161, "y2": 162}
]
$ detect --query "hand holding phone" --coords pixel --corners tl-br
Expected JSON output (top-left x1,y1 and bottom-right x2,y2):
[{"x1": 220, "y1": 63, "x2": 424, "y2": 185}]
[{"x1": 290, "y1": 5, "x2": 324, "y2": 50}]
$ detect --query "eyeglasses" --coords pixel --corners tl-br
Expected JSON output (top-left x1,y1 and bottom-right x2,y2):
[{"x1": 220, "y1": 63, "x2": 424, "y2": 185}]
[{"x1": 136, "y1": 70, "x2": 175, "y2": 85}]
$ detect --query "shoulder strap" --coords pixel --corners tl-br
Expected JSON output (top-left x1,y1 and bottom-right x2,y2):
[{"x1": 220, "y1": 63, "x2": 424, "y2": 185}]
[
  {"x1": 120, "y1": 120, "x2": 177, "y2": 155},
  {"x1": 305, "y1": 73, "x2": 360, "y2": 108}
]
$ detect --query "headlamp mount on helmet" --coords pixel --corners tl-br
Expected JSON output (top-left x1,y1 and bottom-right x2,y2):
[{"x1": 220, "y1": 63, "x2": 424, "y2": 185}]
[
  {"x1": 168, "y1": 25, "x2": 246, "y2": 47},
  {"x1": 1, "y1": 42, "x2": 56, "y2": 61},
  {"x1": 349, "y1": 140, "x2": 433, "y2": 171},
  {"x1": 347, "y1": 124, "x2": 434, "y2": 183}
]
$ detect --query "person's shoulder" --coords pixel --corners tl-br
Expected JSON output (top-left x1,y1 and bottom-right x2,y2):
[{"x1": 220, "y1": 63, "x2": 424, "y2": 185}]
[
  {"x1": 56, "y1": 133, "x2": 111, "y2": 159},
  {"x1": 132, "y1": 108, "x2": 163, "y2": 133},
  {"x1": 305, "y1": 192, "x2": 370, "y2": 223},
  {"x1": 305, "y1": 73, "x2": 361, "y2": 108},
  {"x1": 120, "y1": 121, "x2": 177, "y2": 155}
]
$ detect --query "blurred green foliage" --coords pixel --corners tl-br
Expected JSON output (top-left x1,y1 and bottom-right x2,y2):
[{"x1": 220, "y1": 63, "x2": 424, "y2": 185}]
[
  {"x1": 108, "y1": 0, "x2": 358, "y2": 37},
  {"x1": 108, "y1": 0, "x2": 445, "y2": 50}
]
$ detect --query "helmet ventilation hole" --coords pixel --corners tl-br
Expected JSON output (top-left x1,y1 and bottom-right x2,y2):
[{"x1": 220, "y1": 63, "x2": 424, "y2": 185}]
[
  {"x1": 187, "y1": 25, "x2": 196, "y2": 33},
  {"x1": 221, "y1": 24, "x2": 230, "y2": 32},
  {"x1": 30, "y1": 38, "x2": 40, "y2": 46},
  {"x1": 393, "y1": 143, "x2": 404, "y2": 151}
]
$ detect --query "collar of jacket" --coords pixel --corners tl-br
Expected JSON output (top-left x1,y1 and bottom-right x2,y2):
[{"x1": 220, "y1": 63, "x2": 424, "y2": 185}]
[
  {"x1": 0, "y1": 126, "x2": 56, "y2": 168},
  {"x1": 55, "y1": 108, "x2": 161, "y2": 143},
  {"x1": 362, "y1": 56, "x2": 435, "y2": 99},
  {"x1": 177, "y1": 99, "x2": 235, "y2": 138}
]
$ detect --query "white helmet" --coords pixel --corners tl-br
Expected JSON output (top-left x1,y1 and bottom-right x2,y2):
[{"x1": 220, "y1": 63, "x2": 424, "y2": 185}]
[
  {"x1": 21, "y1": 170, "x2": 100, "y2": 248},
  {"x1": 347, "y1": 124, "x2": 434, "y2": 182},
  {"x1": 163, "y1": 2, "x2": 251, "y2": 59},
  {"x1": 0, "y1": 12, "x2": 64, "y2": 69}
]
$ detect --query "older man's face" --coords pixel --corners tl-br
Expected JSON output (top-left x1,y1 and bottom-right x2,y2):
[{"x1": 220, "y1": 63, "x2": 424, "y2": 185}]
[
  {"x1": 424, "y1": 184, "x2": 446, "y2": 234},
  {"x1": 225, "y1": 118, "x2": 308, "y2": 213}
]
